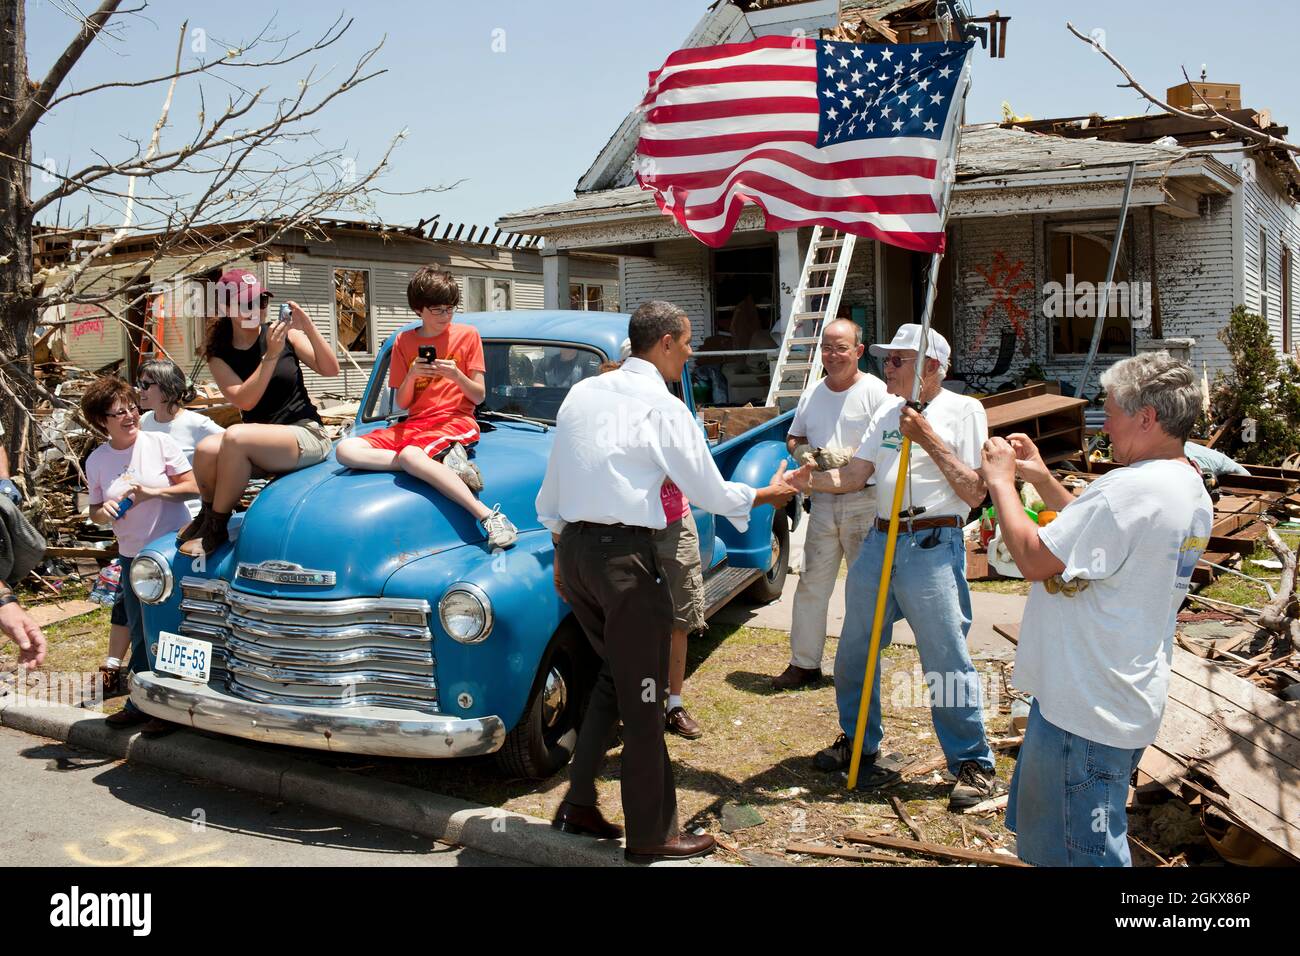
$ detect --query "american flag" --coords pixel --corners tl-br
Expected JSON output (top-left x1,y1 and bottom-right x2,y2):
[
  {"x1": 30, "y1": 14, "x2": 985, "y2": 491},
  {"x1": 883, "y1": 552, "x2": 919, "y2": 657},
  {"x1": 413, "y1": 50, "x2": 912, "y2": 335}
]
[{"x1": 636, "y1": 37, "x2": 972, "y2": 252}]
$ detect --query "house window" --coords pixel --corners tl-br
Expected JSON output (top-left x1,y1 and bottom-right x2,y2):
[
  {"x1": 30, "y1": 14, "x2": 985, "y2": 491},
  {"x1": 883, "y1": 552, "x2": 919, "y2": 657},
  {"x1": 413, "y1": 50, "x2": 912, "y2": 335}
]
[
  {"x1": 569, "y1": 283, "x2": 605, "y2": 311},
  {"x1": 462, "y1": 276, "x2": 511, "y2": 312},
  {"x1": 1259, "y1": 228, "x2": 1269, "y2": 319},
  {"x1": 334, "y1": 268, "x2": 371, "y2": 353},
  {"x1": 1046, "y1": 221, "x2": 1135, "y2": 357},
  {"x1": 1283, "y1": 244, "x2": 1292, "y2": 354}
]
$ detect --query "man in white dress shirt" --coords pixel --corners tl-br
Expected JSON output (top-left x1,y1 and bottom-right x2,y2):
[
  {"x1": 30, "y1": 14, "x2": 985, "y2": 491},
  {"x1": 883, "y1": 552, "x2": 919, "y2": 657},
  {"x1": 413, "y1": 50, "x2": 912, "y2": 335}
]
[
  {"x1": 537, "y1": 300, "x2": 796, "y2": 863},
  {"x1": 773, "y1": 319, "x2": 888, "y2": 690}
]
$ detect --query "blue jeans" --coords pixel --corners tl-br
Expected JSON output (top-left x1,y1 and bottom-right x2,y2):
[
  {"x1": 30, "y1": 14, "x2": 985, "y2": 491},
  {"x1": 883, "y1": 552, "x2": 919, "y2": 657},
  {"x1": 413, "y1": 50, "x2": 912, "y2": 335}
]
[
  {"x1": 1007, "y1": 699, "x2": 1144, "y2": 867},
  {"x1": 119, "y1": 556, "x2": 155, "y2": 715},
  {"x1": 836, "y1": 525, "x2": 994, "y2": 773}
]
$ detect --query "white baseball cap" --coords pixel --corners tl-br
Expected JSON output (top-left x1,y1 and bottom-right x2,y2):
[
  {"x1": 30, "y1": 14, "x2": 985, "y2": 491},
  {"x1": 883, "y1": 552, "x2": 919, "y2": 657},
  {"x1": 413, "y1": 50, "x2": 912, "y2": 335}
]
[{"x1": 868, "y1": 323, "x2": 951, "y2": 367}]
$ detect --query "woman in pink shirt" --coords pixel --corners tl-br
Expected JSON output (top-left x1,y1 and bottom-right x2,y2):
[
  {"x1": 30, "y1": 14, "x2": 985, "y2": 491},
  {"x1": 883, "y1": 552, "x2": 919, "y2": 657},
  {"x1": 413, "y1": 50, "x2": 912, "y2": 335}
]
[{"x1": 81, "y1": 377, "x2": 198, "y2": 735}]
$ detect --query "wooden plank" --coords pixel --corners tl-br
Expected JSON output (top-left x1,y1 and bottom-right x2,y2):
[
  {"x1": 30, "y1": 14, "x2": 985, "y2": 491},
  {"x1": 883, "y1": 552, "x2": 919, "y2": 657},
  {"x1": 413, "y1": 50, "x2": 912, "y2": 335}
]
[
  {"x1": 45, "y1": 546, "x2": 116, "y2": 560},
  {"x1": 785, "y1": 842, "x2": 916, "y2": 865},
  {"x1": 978, "y1": 383, "x2": 1047, "y2": 410},
  {"x1": 1171, "y1": 646, "x2": 1300, "y2": 743},
  {"x1": 1166, "y1": 670, "x2": 1300, "y2": 774},
  {"x1": 843, "y1": 831, "x2": 1029, "y2": 867},
  {"x1": 984, "y1": 395, "x2": 1089, "y2": 430},
  {"x1": 1153, "y1": 696, "x2": 1300, "y2": 860},
  {"x1": 28, "y1": 600, "x2": 100, "y2": 627}
]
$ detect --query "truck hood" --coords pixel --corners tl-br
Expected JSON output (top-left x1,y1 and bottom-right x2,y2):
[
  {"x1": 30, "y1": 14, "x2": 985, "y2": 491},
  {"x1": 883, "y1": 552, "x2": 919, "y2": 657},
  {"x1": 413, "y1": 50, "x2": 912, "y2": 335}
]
[{"x1": 231, "y1": 423, "x2": 552, "y2": 598}]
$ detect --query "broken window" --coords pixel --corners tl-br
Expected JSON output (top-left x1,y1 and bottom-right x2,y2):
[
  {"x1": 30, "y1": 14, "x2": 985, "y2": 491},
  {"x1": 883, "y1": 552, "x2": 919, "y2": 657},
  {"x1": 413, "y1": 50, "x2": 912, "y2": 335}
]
[
  {"x1": 334, "y1": 268, "x2": 371, "y2": 353},
  {"x1": 1045, "y1": 221, "x2": 1136, "y2": 357},
  {"x1": 462, "y1": 276, "x2": 510, "y2": 312},
  {"x1": 569, "y1": 283, "x2": 605, "y2": 311}
]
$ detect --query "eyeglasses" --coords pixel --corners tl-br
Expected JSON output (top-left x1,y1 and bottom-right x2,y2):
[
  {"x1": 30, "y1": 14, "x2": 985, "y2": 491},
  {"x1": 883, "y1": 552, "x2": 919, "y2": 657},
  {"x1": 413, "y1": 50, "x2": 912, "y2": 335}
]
[
  {"x1": 423, "y1": 306, "x2": 455, "y2": 316},
  {"x1": 819, "y1": 345, "x2": 855, "y2": 356},
  {"x1": 104, "y1": 404, "x2": 140, "y2": 419},
  {"x1": 883, "y1": 354, "x2": 915, "y2": 369}
]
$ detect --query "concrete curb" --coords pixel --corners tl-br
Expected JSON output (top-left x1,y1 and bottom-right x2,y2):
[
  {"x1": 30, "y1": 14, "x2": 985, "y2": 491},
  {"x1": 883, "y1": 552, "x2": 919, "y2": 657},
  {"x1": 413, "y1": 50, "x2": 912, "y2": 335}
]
[{"x1": 0, "y1": 702, "x2": 715, "y2": 867}]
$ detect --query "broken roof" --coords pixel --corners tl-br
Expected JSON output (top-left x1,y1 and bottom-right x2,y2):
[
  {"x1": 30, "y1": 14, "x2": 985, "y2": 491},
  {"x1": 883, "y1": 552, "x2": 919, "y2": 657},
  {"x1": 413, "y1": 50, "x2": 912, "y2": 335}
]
[{"x1": 500, "y1": 126, "x2": 1224, "y2": 231}]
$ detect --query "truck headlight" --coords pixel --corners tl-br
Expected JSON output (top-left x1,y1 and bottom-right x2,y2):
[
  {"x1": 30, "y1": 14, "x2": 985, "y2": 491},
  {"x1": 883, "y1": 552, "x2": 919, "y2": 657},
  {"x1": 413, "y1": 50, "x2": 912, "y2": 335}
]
[
  {"x1": 439, "y1": 584, "x2": 492, "y2": 644},
  {"x1": 130, "y1": 554, "x2": 173, "y2": 605}
]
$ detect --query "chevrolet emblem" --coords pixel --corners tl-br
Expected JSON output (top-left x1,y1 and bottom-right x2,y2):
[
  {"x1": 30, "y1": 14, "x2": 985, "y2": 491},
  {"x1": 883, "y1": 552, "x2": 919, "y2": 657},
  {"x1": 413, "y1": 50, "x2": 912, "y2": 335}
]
[{"x1": 236, "y1": 561, "x2": 336, "y2": 587}]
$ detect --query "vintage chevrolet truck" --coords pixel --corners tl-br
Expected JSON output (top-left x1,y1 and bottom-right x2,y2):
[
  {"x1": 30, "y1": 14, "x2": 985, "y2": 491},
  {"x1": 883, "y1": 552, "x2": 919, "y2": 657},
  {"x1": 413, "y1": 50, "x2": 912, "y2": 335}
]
[{"x1": 128, "y1": 311, "x2": 797, "y2": 778}]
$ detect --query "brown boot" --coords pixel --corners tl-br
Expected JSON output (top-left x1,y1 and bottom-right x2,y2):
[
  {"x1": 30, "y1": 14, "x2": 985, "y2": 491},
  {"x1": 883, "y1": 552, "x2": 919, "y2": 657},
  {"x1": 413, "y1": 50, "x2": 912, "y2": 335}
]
[
  {"x1": 176, "y1": 501, "x2": 212, "y2": 546},
  {"x1": 772, "y1": 664, "x2": 822, "y2": 691},
  {"x1": 179, "y1": 510, "x2": 230, "y2": 557}
]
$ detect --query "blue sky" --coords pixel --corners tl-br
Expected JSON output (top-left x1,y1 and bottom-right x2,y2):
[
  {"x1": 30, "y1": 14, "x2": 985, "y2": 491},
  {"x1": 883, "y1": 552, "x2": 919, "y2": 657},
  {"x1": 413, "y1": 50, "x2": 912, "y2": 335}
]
[{"x1": 25, "y1": 0, "x2": 1299, "y2": 231}]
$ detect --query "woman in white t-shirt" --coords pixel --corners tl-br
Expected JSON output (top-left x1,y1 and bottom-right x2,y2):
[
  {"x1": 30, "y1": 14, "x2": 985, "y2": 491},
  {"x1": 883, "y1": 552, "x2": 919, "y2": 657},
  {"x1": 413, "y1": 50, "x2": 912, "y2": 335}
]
[
  {"x1": 81, "y1": 376, "x2": 197, "y2": 735},
  {"x1": 136, "y1": 359, "x2": 226, "y2": 488}
]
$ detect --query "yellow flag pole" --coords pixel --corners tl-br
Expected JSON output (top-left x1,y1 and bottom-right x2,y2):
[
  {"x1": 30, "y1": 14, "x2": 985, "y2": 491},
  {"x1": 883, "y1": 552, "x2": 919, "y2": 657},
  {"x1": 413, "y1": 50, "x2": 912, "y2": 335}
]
[{"x1": 846, "y1": 52, "x2": 973, "y2": 790}]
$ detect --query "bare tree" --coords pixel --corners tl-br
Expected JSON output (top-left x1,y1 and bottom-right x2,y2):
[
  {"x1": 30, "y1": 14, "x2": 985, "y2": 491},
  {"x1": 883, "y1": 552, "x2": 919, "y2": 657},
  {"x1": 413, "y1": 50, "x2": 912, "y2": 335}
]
[
  {"x1": 0, "y1": 1, "x2": 425, "y2": 473},
  {"x1": 1065, "y1": 21, "x2": 1299, "y2": 157}
]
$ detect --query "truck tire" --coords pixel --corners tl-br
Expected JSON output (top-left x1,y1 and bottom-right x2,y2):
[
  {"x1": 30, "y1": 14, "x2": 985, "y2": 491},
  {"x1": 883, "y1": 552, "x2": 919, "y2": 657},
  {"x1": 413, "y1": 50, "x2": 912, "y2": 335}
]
[
  {"x1": 744, "y1": 510, "x2": 790, "y2": 604},
  {"x1": 495, "y1": 625, "x2": 594, "y2": 779}
]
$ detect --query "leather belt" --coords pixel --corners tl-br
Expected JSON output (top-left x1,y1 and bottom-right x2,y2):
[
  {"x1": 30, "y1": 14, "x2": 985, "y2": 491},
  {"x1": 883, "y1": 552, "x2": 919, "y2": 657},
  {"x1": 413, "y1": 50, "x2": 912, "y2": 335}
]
[
  {"x1": 874, "y1": 515, "x2": 964, "y2": 533},
  {"x1": 569, "y1": 521, "x2": 653, "y2": 537}
]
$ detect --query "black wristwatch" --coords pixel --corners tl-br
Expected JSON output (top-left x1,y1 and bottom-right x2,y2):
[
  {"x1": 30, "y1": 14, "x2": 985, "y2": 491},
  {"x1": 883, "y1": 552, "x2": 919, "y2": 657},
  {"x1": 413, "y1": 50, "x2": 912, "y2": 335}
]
[{"x1": 0, "y1": 592, "x2": 19, "y2": 609}]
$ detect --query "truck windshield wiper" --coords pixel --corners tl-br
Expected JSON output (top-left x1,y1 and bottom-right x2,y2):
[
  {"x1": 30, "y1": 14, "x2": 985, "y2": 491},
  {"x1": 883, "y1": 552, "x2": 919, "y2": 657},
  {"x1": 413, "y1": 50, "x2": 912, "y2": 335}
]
[{"x1": 479, "y1": 409, "x2": 550, "y2": 431}]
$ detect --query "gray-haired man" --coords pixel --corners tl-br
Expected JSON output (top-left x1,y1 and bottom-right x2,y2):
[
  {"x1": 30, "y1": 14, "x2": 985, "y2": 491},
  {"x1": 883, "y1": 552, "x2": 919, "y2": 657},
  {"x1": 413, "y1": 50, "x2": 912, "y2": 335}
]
[{"x1": 983, "y1": 351, "x2": 1213, "y2": 866}]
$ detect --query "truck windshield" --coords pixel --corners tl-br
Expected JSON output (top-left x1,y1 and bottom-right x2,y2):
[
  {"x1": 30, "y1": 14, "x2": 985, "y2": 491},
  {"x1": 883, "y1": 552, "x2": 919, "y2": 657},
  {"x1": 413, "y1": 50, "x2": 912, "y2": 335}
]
[
  {"x1": 481, "y1": 342, "x2": 605, "y2": 423},
  {"x1": 361, "y1": 340, "x2": 606, "y2": 424}
]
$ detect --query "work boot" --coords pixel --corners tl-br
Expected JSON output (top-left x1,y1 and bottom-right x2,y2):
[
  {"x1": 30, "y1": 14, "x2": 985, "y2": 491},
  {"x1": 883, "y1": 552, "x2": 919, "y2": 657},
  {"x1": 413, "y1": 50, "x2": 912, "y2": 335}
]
[
  {"x1": 948, "y1": 760, "x2": 998, "y2": 811},
  {"x1": 772, "y1": 664, "x2": 822, "y2": 691},
  {"x1": 813, "y1": 734, "x2": 903, "y2": 788},
  {"x1": 176, "y1": 501, "x2": 212, "y2": 545},
  {"x1": 179, "y1": 510, "x2": 230, "y2": 558}
]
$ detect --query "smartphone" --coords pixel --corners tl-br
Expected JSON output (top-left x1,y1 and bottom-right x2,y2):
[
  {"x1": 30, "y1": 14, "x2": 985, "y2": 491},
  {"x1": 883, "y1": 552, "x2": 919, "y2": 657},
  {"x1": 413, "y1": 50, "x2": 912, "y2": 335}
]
[
  {"x1": 418, "y1": 345, "x2": 438, "y2": 363},
  {"x1": 277, "y1": 303, "x2": 292, "y2": 324}
]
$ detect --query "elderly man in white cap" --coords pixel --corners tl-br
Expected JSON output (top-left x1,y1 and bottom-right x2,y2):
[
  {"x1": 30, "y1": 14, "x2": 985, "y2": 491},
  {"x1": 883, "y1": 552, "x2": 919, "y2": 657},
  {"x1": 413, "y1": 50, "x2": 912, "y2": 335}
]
[{"x1": 788, "y1": 324, "x2": 997, "y2": 809}]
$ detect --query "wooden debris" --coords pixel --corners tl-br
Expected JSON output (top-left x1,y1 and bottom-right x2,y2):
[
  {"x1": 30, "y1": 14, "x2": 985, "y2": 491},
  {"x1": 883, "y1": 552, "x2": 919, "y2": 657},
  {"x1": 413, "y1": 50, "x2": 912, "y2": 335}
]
[
  {"x1": 27, "y1": 600, "x2": 100, "y2": 627},
  {"x1": 842, "y1": 831, "x2": 1029, "y2": 867},
  {"x1": 888, "y1": 794, "x2": 927, "y2": 842},
  {"x1": 962, "y1": 793, "x2": 1009, "y2": 816},
  {"x1": 785, "y1": 841, "x2": 918, "y2": 865}
]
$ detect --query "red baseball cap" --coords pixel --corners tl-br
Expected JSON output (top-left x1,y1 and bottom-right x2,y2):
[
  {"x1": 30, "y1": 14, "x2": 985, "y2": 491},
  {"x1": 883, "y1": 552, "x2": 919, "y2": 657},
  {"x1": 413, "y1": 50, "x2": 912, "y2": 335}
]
[{"x1": 216, "y1": 269, "x2": 272, "y2": 310}]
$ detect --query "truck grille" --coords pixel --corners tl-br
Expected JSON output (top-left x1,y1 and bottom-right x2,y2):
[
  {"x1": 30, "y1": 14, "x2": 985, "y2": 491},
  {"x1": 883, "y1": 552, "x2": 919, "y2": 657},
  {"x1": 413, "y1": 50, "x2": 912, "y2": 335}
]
[{"x1": 178, "y1": 577, "x2": 438, "y2": 713}]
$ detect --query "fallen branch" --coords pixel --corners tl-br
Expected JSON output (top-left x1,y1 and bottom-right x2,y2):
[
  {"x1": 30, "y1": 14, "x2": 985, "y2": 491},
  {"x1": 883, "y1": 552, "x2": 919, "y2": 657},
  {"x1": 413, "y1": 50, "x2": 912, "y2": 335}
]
[
  {"x1": 962, "y1": 793, "x2": 1010, "y2": 816},
  {"x1": 888, "y1": 794, "x2": 927, "y2": 843},
  {"x1": 785, "y1": 841, "x2": 919, "y2": 865},
  {"x1": 1258, "y1": 528, "x2": 1299, "y2": 647}
]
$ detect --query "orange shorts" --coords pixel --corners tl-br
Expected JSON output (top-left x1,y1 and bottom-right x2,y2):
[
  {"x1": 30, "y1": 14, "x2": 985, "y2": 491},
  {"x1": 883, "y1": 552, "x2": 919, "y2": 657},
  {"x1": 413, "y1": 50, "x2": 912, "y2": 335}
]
[{"x1": 361, "y1": 413, "x2": 480, "y2": 458}]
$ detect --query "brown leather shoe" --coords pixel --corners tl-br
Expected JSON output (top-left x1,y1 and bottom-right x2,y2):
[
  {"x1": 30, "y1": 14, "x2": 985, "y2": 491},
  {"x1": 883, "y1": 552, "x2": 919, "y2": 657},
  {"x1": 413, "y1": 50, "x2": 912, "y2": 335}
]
[
  {"x1": 772, "y1": 664, "x2": 822, "y2": 691},
  {"x1": 625, "y1": 832, "x2": 717, "y2": 863},
  {"x1": 551, "y1": 801, "x2": 624, "y2": 840},
  {"x1": 105, "y1": 707, "x2": 151, "y2": 728},
  {"x1": 665, "y1": 706, "x2": 703, "y2": 739},
  {"x1": 140, "y1": 718, "x2": 175, "y2": 738}
]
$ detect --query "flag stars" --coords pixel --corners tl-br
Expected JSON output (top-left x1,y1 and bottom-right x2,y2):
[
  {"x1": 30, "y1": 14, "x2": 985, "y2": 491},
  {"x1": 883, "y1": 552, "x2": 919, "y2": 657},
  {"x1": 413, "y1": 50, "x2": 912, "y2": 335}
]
[
  {"x1": 898, "y1": 91, "x2": 910, "y2": 104},
  {"x1": 838, "y1": 55, "x2": 850, "y2": 68},
  {"x1": 866, "y1": 59, "x2": 878, "y2": 72},
  {"x1": 850, "y1": 70, "x2": 862, "y2": 83},
  {"x1": 826, "y1": 107, "x2": 838, "y2": 120},
  {"x1": 918, "y1": 78, "x2": 930, "y2": 91},
  {"x1": 892, "y1": 118, "x2": 903, "y2": 130},
  {"x1": 881, "y1": 48, "x2": 893, "y2": 61},
  {"x1": 911, "y1": 104, "x2": 923, "y2": 117},
  {"x1": 850, "y1": 46, "x2": 863, "y2": 58},
  {"x1": 825, "y1": 63, "x2": 837, "y2": 77},
  {"x1": 923, "y1": 118, "x2": 937, "y2": 132},
  {"x1": 938, "y1": 65, "x2": 953, "y2": 78},
  {"x1": 823, "y1": 43, "x2": 836, "y2": 54},
  {"x1": 931, "y1": 91, "x2": 944, "y2": 105},
  {"x1": 840, "y1": 95, "x2": 851, "y2": 108},
  {"x1": 836, "y1": 80, "x2": 848, "y2": 92},
  {"x1": 911, "y1": 48, "x2": 923, "y2": 61}
]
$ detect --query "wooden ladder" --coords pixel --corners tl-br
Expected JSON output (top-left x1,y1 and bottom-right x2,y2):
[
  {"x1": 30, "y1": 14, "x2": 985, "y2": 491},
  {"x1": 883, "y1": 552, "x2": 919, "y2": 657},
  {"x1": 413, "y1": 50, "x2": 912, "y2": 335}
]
[{"x1": 764, "y1": 226, "x2": 857, "y2": 410}]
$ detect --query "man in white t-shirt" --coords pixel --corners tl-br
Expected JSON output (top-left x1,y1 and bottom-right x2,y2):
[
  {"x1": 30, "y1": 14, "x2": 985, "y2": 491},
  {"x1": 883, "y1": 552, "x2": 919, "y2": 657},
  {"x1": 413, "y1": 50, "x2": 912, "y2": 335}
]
[
  {"x1": 982, "y1": 351, "x2": 1212, "y2": 866},
  {"x1": 773, "y1": 319, "x2": 887, "y2": 690},
  {"x1": 788, "y1": 325, "x2": 997, "y2": 810}
]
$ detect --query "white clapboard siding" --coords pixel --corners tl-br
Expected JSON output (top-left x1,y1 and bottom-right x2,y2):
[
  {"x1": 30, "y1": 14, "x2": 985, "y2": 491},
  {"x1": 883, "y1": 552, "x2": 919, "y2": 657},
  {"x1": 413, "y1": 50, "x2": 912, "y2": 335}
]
[
  {"x1": 1154, "y1": 193, "x2": 1237, "y2": 376},
  {"x1": 1242, "y1": 158, "x2": 1300, "y2": 355},
  {"x1": 619, "y1": 241, "x2": 711, "y2": 346}
]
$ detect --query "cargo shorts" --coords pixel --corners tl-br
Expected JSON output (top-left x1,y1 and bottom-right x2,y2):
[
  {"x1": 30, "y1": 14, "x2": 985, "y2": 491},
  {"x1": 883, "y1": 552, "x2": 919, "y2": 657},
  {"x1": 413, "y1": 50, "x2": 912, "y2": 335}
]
[{"x1": 653, "y1": 508, "x2": 707, "y2": 633}]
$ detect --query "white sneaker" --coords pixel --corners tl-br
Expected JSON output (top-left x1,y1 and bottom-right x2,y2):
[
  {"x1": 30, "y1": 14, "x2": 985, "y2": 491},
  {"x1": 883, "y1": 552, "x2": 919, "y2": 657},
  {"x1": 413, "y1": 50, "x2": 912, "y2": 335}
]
[
  {"x1": 481, "y1": 504, "x2": 517, "y2": 550},
  {"x1": 442, "y1": 442, "x2": 483, "y2": 492}
]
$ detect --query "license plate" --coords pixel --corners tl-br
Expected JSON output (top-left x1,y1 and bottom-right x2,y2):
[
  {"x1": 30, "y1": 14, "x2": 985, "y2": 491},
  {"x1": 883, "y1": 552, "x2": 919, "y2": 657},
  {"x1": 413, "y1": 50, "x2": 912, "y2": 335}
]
[{"x1": 155, "y1": 631, "x2": 212, "y2": 683}]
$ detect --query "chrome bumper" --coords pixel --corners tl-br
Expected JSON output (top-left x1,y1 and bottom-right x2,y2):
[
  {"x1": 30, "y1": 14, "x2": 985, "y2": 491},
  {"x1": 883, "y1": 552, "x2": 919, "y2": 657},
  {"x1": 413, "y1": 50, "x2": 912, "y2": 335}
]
[{"x1": 131, "y1": 671, "x2": 505, "y2": 759}]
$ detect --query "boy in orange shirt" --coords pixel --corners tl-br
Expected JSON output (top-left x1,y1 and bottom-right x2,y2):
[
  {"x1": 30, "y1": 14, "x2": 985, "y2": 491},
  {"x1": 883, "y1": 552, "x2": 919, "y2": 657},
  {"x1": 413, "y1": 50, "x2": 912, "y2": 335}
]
[{"x1": 336, "y1": 267, "x2": 517, "y2": 549}]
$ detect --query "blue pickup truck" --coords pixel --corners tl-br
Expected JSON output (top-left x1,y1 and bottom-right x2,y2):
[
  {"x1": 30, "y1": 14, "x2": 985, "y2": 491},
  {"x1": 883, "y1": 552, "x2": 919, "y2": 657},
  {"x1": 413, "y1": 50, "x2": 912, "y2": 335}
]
[{"x1": 128, "y1": 311, "x2": 797, "y2": 778}]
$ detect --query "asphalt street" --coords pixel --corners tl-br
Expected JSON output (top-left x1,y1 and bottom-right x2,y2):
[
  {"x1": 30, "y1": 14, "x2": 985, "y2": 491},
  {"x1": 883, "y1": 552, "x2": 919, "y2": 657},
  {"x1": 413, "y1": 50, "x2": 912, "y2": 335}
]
[{"x1": 0, "y1": 726, "x2": 520, "y2": 867}]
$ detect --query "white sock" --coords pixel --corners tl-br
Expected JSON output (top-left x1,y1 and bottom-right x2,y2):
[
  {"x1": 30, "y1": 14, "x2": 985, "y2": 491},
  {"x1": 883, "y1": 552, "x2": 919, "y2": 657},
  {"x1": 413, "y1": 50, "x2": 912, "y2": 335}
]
[
  {"x1": 104, "y1": 657, "x2": 123, "y2": 670},
  {"x1": 667, "y1": 694, "x2": 683, "y2": 711}
]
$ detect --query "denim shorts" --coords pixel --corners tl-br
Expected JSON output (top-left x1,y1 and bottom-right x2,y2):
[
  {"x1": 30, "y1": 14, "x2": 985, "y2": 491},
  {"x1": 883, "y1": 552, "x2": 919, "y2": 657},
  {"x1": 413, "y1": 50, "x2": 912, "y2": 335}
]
[{"x1": 1007, "y1": 698, "x2": 1145, "y2": 867}]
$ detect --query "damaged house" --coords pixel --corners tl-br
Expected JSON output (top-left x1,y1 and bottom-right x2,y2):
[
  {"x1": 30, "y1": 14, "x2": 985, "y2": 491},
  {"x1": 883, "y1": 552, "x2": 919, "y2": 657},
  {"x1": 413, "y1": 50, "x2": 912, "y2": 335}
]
[
  {"x1": 36, "y1": 218, "x2": 620, "y2": 401},
  {"x1": 496, "y1": 0, "x2": 1300, "y2": 398}
]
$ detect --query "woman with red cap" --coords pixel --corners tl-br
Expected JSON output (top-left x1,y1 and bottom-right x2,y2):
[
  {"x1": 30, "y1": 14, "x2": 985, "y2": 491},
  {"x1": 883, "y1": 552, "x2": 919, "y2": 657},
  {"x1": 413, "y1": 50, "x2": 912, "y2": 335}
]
[{"x1": 178, "y1": 269, "x2": 340, "y2": 556}]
